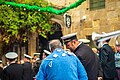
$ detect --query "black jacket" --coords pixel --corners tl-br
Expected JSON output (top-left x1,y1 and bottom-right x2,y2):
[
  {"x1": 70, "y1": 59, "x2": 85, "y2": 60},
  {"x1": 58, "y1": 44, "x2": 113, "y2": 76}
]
[
  {"x1": 74, "y1": 42, "x2": 100, "y2": 80},
  {"x1": 23, "y1": 62, "x2": 33, "y2": 80},
  {"x1": 99, "y1": 44, "x2": 117, "y2": 78},
  {"x1": 3, "y1": 63, "x2": 23, "y2": 80},
  {"x1": 0, "y1": 67, "x2": 3, "y2": 79}
]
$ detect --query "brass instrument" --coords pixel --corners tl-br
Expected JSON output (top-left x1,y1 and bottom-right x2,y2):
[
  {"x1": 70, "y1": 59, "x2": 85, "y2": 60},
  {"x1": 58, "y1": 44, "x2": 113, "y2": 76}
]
[{"x1": 92, "y1": 30, "x2": 120, "y2": 42}]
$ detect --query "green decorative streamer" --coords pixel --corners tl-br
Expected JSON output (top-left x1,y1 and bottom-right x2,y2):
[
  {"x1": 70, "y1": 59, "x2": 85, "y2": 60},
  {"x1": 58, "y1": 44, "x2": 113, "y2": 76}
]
[{"x1": 0, "y1": 0, "x2": 86, "y2": 15}]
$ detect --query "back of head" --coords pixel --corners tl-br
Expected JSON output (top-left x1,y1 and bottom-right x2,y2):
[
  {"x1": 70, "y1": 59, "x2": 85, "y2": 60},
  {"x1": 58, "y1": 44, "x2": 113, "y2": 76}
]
[
  {"x1": 24, "y1": 54, "x2": 32, "y2": 62},
  {"x1": 5, "y1": 52, "x2": 18, "y2": 61},
  {"x1": 105, "y1": 39, "x2": 111, "y2": 43},
  {"x1": 49, "y1": 39, "x2": 62, "y2": 52},
  {"x1": 102, "y1": 32, "x2": 111, "y2": 43}
]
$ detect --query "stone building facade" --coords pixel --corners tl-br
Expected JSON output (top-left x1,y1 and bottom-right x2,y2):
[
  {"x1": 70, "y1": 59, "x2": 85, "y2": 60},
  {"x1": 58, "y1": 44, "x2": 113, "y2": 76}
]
[{"x1": 48, "y1": 0, "x2": 120, "y2": 47}]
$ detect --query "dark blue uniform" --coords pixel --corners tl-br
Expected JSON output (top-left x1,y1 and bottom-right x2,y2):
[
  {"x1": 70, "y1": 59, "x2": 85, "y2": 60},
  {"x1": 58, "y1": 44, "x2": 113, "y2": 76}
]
[
  {"x1": 23, "y1": 62, "x2": 33, "y2": 80},
  {"x1": 73, "y1": 42, "x2": 100, "y2": 80},
  {"x1": 3, "y1": 63, "x2": 23, "y2": 80},
  {"x1": 99, "y1": 44, "x2": 117, "y2": 79}
]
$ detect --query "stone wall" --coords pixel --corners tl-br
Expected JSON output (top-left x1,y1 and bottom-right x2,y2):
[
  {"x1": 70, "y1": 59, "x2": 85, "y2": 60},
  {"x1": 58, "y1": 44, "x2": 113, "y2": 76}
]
[{"x1": 48, "y1": 0, "x2": 120, "y2": 46}]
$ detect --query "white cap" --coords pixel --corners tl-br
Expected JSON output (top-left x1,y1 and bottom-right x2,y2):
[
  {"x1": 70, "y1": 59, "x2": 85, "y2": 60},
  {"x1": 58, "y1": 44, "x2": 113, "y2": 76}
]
[
  {"x1": 0, "y1": 60, "x2": 2, "y2": 63},
  {"x1": 61, "y1": 33, "x2": 77, "y2": 44},
  {"x1": 24, "y1": 54, "x2": 32, "y2": 59},
  {"x1": 34, "y1": 53, "x2": 40, "y2": 55},
  {"x1": 5, "y1": 52, "x2": 18, "y2": 59},
  {"x1": 36, "y1": 58, "x2": 40, "y2": 61},
  {"x1": 78, "y1": 39, "x2": 90, "y2": 43},
  {"x1": 61, "y1": 33, "x2": 77, "y2": 40},
  {"x1": 43, "y1": 50, "x2": 51, "y2": 55}
]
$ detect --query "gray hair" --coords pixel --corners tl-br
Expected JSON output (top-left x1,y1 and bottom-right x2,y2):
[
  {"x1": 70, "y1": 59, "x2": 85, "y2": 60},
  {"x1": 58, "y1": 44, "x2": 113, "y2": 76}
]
[{"x1": 49, "y1": 39, "x2": 62, "y2": 51}]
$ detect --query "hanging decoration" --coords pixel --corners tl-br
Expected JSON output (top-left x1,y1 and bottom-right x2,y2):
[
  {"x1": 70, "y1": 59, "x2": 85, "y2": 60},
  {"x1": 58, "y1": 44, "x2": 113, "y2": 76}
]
[
  {"x1": 64, "y1": 13, "x2": 71, "y2": 28},
  {"x1": 0, "y1": 0, "x2": 86, "y2": 15}
]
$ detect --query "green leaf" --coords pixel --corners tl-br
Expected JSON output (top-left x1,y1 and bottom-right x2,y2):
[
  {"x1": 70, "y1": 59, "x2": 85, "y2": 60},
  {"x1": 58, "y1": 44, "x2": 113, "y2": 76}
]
[{"x1": 0, "y1": 0, "x2": 53, "y2": 44}]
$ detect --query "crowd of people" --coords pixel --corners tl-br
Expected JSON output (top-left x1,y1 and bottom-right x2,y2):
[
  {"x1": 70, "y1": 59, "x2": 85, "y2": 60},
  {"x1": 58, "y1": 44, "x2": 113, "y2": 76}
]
[
  {"x1": 0, "y1": 50, "x2": 49, "y2": 80},
  {"x1": 0, "y1": 32, "x2": 120, "y2": 80}
]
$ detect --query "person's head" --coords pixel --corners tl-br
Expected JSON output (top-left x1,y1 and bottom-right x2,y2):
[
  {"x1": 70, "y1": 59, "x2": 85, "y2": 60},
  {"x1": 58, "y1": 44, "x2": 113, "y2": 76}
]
[
  {"x1": 24, "y1": 54, "x2": 32, "y2": 62},
  {"x1": 5, "y1": 52, "x2": 18, "y2": 64},
  {"x1": 49, "y1": 39, "x2": 62, "y2": 52},
  {"x1": 115, "y1": 37, "x2": 120, "y2": 52},
  {"x1": 61, "y1": 33, "x2": 80, "y2": 52},
  {"x1": 42, "y1": 53, "x2": 47, "y2": 59},
  {"x1": 42, "y1": 50, "x2": 51, "y2": 59},
  {"x1": 34, "y1": 54, "x2": 37, "y2": 59},
  {"x1": 93, "y1": 32, "x2": 111, "y2": 48},
  {"x1": 101, "y1": 32, "x2": 111, "y2": 44},
  {"x1": 95, "y1": 39, "x2": 110, "y2": 49},
  {"x1": 102, "y1": 38, "x2": 110, "y2": 45},
  {"x1": 65, "y1": 39, "x2": 80, "y2": 52}
]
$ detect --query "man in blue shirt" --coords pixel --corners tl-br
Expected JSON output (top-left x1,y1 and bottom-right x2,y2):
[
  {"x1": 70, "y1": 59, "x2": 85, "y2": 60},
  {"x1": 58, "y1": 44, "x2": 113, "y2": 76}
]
[{"x1": 36, "y1": 39, "x2": 88, "y2": 80}]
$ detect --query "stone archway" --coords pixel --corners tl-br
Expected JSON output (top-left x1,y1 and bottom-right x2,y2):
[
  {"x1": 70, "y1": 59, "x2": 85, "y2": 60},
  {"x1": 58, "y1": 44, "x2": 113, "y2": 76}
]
[
  {"x1": 28, "y1": 17, "x2": 65, "y2": 58},
  {"x1": 37, "y1": 17, "x2": 64, "y2": 59},
  {"x1": 51, "y1": 18, "x2": 64, "y2": 28}
]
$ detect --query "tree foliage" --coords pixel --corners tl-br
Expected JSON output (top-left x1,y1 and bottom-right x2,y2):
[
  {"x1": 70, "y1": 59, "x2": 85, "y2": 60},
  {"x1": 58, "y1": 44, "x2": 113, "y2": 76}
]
[{"x1": 0, "y1": 0, "x2": 53, "y2": 44}]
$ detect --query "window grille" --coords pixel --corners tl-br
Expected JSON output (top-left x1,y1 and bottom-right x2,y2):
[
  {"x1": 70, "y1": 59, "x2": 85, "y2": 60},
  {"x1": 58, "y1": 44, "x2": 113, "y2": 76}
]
[{"x1": 89, "y1": 0, "x2": 105, "y2": 10}]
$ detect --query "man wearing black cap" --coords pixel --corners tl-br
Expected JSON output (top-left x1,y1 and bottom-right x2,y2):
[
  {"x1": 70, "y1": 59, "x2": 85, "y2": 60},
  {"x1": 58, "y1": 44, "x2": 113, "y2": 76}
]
[
  {"x1": 23, "y1": 54, "x2": 33, "y2": 80},
  {"x1": 61, "y1": 33, "x2": 102, "y2": 80},
  {"x1": 3, "y1": 52, "x2": 23, "y2": 80}
]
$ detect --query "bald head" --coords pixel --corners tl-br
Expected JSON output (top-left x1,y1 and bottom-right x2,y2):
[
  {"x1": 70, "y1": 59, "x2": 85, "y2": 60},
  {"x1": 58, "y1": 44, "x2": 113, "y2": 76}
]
[{"x1": 49, "y1": 39, "x2": 62, "y2": 52}]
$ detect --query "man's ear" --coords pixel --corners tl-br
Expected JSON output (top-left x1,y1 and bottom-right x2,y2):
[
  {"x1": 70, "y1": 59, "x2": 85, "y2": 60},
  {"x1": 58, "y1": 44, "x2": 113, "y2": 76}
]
[{"x1": 71, "y1": 40, "x2": 76, "y2": 45}]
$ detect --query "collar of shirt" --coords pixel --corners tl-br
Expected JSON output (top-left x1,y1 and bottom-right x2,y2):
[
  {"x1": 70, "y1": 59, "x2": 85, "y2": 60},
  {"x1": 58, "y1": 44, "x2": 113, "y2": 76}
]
[
  {"x1": 76, "y1": 42, "x2": 82, "y2": 49},
  {"x1": 103, "y1": 42, "x2": 108, "y2": 45}
]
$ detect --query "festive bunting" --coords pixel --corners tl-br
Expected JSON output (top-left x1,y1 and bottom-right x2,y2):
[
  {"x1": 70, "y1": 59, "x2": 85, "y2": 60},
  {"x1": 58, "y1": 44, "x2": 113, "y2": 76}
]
[{"x1": 0, "y1": 0, "x2": 86, "y2": 15}]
